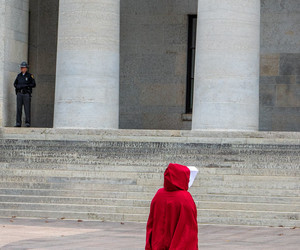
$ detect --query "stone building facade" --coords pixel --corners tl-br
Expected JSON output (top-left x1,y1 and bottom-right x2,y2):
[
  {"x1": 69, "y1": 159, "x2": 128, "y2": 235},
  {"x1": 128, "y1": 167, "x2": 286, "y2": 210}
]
[{"x1": 0, "y1": 0, "x2": 299, "y2": 131}]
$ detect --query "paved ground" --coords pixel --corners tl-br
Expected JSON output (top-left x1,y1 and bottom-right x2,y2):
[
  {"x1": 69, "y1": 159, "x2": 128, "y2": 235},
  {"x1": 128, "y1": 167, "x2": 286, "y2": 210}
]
[{"x1": 0, "y1": 218, "x2": 299, "y2": 249}]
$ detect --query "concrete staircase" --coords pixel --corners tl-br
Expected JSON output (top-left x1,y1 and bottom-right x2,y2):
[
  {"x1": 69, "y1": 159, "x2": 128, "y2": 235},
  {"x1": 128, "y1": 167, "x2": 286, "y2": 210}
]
[{"x1": 0, "y1": 128, "x2": 299, "y2": 227}]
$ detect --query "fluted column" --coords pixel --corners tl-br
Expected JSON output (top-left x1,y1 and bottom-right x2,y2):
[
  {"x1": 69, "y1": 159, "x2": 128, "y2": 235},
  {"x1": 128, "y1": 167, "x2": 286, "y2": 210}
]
[
  {"x1": 192, "y1": 0, "x2": 260, "y2": 131},
  {"x1": 54, "y1": 0, "x2": 120, "y2": 129}
]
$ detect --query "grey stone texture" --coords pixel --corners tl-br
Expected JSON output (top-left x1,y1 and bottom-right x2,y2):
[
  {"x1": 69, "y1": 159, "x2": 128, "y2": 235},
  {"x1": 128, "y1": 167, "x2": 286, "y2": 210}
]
[
  {"x1": 29, "y1": 0, "x2": 59, "y2": 128},
  {"x1": 53, "y1": 0, "x2": 120, "y2": 129},
  {"x1": 0, "y1": 0, "x2": 29, "y2": 127},
  {"x1": 119, "y1": 0, "x2": 197, "y2": 130},
  {"x1": 193, "y1": 0, "x2": 260, "y2": 131},
  {"x1": 1, "y1": 0, "x2": 299, "y2": 131},
  {"x1": 0, "y1": 128, "x2": 300, "y2": 227},
  {"x1": 260, "y1": 0, "x2": 300, "y2": 131}
]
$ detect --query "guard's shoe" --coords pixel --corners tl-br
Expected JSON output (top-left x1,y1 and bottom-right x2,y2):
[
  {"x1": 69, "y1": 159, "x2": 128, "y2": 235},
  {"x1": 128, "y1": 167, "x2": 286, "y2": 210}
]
[
  {"x1": 14, "y1": 124, "x2": 21, "y2": 127},
  {"x1": 25, "y1": 123, "x2": 30, "y2": 127}
]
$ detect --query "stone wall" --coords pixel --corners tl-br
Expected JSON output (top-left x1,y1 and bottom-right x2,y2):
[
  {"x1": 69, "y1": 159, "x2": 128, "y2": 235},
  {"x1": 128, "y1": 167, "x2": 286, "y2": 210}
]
[
  {"x1": 0, "y1": 0, "x2": 29, "y2": 127},
  {"x1": 119, "y1": 0, "x2": 197, "y2": 130},
  {"x1": 0, "y1": 1, "x2": 5, "y2": 126},
  {"x1": 260, "y1": 0, "x2": 300, "y2": 131},
  {"x1": 29, "y1": 0, "x2": 58, "y2": 128},
  {"x1": 120, "y1": 0, "x2": 300, "y2": 131}
]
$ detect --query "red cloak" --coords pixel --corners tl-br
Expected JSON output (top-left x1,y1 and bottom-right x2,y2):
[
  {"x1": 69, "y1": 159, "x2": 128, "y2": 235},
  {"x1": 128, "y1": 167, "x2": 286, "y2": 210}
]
[{"x1": 146, "y1": 163, "x2": 198, "y2": 250}]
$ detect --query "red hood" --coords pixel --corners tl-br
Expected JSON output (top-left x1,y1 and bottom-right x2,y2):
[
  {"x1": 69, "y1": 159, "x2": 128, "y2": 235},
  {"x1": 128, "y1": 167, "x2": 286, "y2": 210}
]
[{"x1": 164, "y1": 163, "x2": 190, "y2": 191}]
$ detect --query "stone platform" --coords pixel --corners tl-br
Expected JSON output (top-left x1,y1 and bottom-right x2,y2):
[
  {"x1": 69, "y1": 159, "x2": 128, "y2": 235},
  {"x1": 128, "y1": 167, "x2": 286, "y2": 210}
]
[{"x1": 0, "y1": 128, "x2": 299, "y2": 227}]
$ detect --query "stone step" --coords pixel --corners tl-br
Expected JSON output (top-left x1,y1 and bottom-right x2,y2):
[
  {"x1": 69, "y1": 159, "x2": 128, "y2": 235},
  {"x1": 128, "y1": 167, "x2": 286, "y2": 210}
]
[
  {"x1": 199, "y1": 167, "x2": 300, "y2": 176},
  {"x1": 1, "y1": 180, "x2": 300, "y2": 198},
  {"x1": 0, "y1": 209, "x2": 126, "y2": 221},
  {"x1": 0, "y1": 196, "x2": 151, "y2": 207},
  {"x1": 1, "y1": 195, "x2": 299, "y2": 214},
  {"x1": 2, "y1": 139, "x2": 298, "y2": 150},
  {"x1": 1, "y1": 172, "x2": 300, "y2": 193},
  {"x1": 1, "y1": 202, "x2": 299, "y2": 222},
  {"x1": 1, "y1": 163, "x2": 300, "y2": 177},
  {"x1": 140, "y1": 178, "x2": 300, "y2": 190},
  {"x1": 196, "y1": 194, "x2": 300, "y2": 204},
  {"x1": 2, "y1": 139, "x2": 299, "y2": 152},
  {"x1": 1, "y1": 159, "x2": 299, "y2": 175},
  {"x1": 0, "y1": 202, "x2": 150, "y2": 214},
  {"x1": 0, "y1": 169, "x2": 159, "y2": 180},
  {"x1": 1, "y1": 150, "x2": 299, "y2": 165},
  {"x1": 195, "y1": 180, "x2": 300, "y2": 190},
  {"x1": 1, "y1": 189, "x2": 300, "y2": 204},
  {"x1": 1, "y1": 144, "x2": 299, "y2": 160},
  {"x1": 198, "y1": 217, "x2": 300, "y2": 227},
  {"x1": 0, "y1": 208, "x2": 299, "y2": 227},
  {"x1": 0, "y1": 181, "x2": 159, "y2": 193},
  {"x1": 0, "y1": 162, "x2": 165, "y2": 173},
  {"x1": 198, "y1": 209, "x2": 300, "y2": 223},
  {"x1": 1, "y1": 180, "x2": 299, "y2": 199},
  {"x1": 198, "y1": 201, "x2": 300, "y2": 212},
  {"x1": 0, "y1": 136, "x2": 300, "y2": 147},
  {"x1": 1, "y1": 144, "x2": 299, "y2": 162},
  {"x1": 0, "y1": 175, "x2": 139, "y2": 186},
  {"x1": 0, "y1": 188, "x2": 154, "y2": 200},
  {"x1": 3, "y1": 168, "x2": 300, "y2": 183},
  {"x1": 0, "y1": 135, "x2": 299, "y2": 227},
  {"x1": 194, "y1": 186, "x2": 300, "y2": 197}
]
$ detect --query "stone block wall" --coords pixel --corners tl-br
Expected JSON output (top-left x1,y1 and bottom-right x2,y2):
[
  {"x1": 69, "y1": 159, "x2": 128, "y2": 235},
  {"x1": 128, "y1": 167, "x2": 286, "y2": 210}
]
[
  {"x1": 0, "y1": 2, "x2": 5, "y2": 126},
  {"x1": 260, "y1": 0, "x2": 300, "y2": 131},
  {"x1": 29, "y1": 0, "x2": 58, "y2": 128},
  {"x1": 119, "y1": 0, "x2": 197, "y2": 130}
]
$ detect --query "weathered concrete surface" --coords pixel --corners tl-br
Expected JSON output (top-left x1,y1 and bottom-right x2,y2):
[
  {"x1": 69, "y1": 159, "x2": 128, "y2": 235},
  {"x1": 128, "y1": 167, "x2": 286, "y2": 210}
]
[
  {"x1": 0, "y1": 0, "x2": 29, "y2": 127},
  {"x1": 54, "y1": 0, "x2": 120, "y2": 129},
  {"x1": 193, "y1": 0, "x2": 260, "y2": 131},
  {"x1": 0, "y1": 218, "x2": 300, "y2": 250}
]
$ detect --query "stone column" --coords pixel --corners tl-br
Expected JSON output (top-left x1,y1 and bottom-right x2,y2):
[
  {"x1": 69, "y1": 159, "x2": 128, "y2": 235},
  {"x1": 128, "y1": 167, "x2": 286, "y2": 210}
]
[
  {"x1": 54, "y1": 0, "x2": 120, "y2": 129},
  {"x1": 0, "y1": 0, "x2": 29, "y2": 127},
  {"x1": 192, "y1": 0, "x2": 260, "y2": 131}
]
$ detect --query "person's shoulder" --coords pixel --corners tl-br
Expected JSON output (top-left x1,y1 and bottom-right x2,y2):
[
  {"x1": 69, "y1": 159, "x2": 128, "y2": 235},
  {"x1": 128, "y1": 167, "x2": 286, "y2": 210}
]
[
  {"x1": 182, "y1": 190, "x2": 194, "y2": 199},
  {"x1": 172, "y1": 190, "x2": 195, "y2": 203},
  {"x1": 26, "y1": 72, "x2": 34, "y2": 78},
  {"x1": 154, "y1": 188, "x2": 165, "y2": 196},
  {"x1": 151, "y1": 188, "x2": 165, "y2": 201}
]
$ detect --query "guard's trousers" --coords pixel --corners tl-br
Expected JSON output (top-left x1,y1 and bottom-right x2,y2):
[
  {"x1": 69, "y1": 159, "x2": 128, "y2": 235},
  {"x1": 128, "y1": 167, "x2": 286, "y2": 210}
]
[{"x1": 16, "y1": 93, "x2": 31, "y2": 126}]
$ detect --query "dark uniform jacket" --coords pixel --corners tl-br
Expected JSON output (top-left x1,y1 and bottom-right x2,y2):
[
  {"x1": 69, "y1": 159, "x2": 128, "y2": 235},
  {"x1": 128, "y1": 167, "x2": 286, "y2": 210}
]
[{"x1": 14, "y1": 72, "x2": 36, "y2": 95}]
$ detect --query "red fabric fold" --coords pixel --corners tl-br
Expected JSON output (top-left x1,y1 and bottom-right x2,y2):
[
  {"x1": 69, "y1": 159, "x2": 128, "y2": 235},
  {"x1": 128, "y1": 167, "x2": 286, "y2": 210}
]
[{"x1": 146, "y1": 163, "x2": 198, "y2": 250}]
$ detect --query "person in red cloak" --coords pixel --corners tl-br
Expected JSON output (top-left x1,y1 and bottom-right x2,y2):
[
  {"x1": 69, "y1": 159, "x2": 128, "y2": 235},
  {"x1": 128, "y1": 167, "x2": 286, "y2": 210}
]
[{"x1": 145, "y1": 163, "x2": 198, "y2": 250}]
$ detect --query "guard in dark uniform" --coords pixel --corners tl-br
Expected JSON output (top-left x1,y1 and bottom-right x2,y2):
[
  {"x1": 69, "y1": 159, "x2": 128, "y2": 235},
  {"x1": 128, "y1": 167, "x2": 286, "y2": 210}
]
[{"x1": 14, "y1": 62, "x2": 36, "y2": 127}]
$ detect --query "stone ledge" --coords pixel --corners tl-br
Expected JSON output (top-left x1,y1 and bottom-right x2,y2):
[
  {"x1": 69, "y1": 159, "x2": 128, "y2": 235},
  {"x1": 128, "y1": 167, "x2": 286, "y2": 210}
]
[
  {"x1": 0, "y1": 127, "x2": 300, "y2": 145},
  {"x1": 181, "y1": 113, "x2": 192, "y2": 121}
]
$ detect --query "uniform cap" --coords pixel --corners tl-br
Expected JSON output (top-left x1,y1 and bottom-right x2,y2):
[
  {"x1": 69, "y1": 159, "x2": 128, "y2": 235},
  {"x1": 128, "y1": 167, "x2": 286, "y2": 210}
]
[{"x1": 20, "y1": 61, "x2": 28, "y2": 68}]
